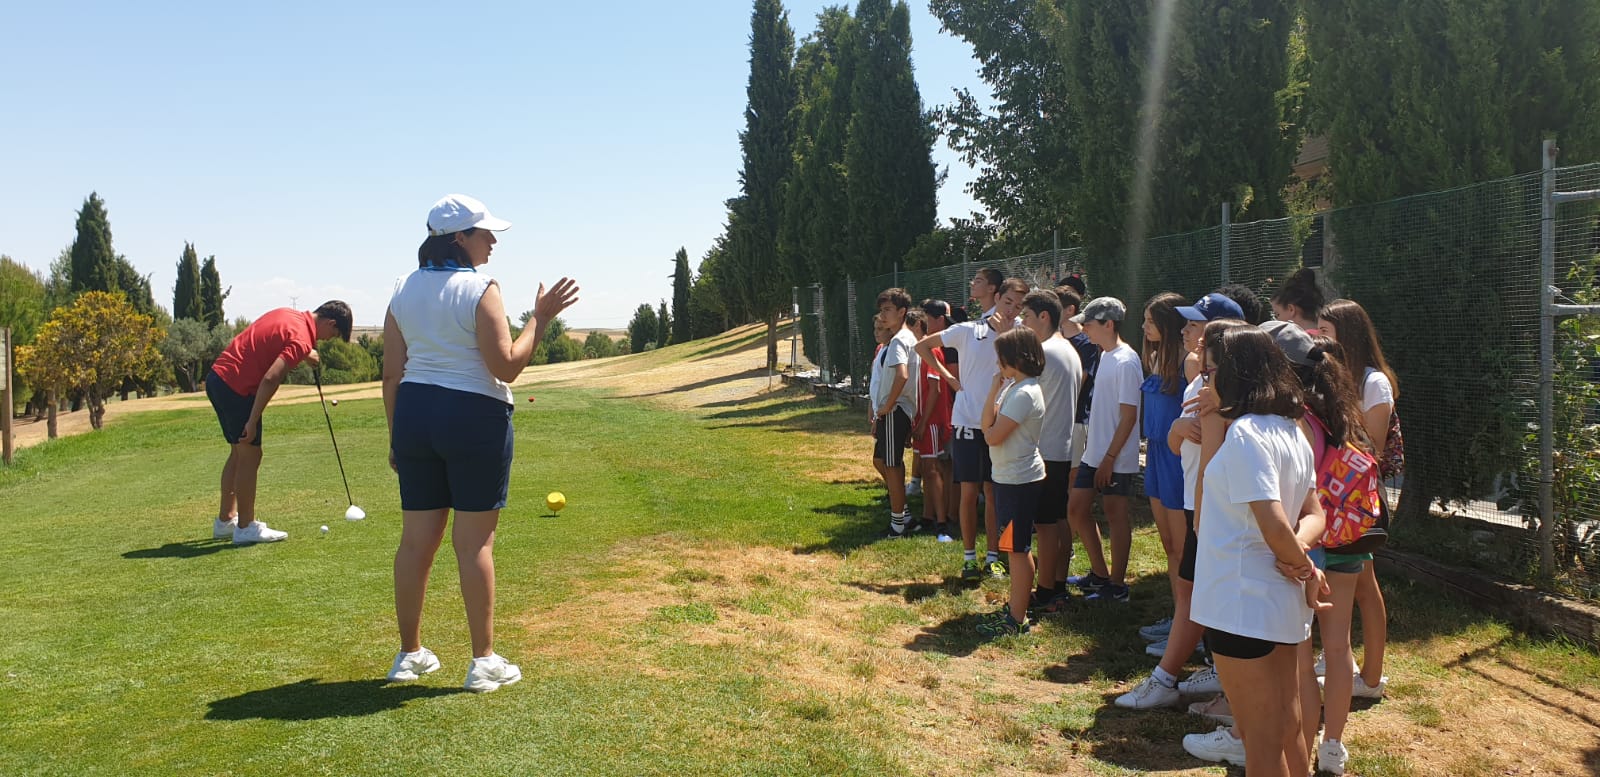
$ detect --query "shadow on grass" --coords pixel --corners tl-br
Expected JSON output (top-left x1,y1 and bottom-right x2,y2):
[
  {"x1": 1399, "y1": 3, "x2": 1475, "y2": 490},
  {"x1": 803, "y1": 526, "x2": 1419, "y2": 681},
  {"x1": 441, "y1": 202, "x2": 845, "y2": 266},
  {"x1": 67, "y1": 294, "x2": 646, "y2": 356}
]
[
  {"x1": 791, "y1": 498, "x2": 890, "y2": 555},
  {"x1": 630, "y1": 368, "x2": 769, "y2": 398},
  {"x1": 1443, "y1": 636, "x2": 1600, "y2": 728},
  {"x1": 205, "y1": 679, "x2": 463, "y2": 721},
  {"x1": 122, "y1": 540, "x2": 234, "y2": 559},
  {"x1": 685, "y1": 329, "x2": 771, "y2": 362}
]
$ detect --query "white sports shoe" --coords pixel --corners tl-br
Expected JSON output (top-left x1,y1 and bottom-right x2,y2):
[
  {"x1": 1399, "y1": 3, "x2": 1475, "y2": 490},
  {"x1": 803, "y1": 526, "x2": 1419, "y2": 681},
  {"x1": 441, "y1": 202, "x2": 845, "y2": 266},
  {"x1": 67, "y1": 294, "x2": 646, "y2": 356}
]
[
  {"x1": 1318, "y1": 672, "x2": 1388, "y2": 699},
  {"x1": 1352, "y1": 673, "x2": 1387, "y2": 698},
  {"x1": 463, "y1": 653, "x2": 522, "y2": 692},
  {"x1": 1177, "y1": 665, "x2": 1223, "y2": 695},
  {"x1": 213, "y1": 517, "x2": 238, "y2": 539},
  {"x1": 1314, "y1": 650, "x2": 1326, "y2": 677},
  {"x1": 1114, "y1": 674, "x2": 1180, "y2": 709},
  {"x1": 1187, "y1": 696, "x2": 1234, "y2": 726},
  {"x1": 1183, "y1": 726, "x2": 1246, "y2": 765},
  {"x1": 1318, "y1": 738, "x2": 1350, "y2": 775},
  {"x1": 387, "y1": 648, "x2": 441, "y2": 682},
  {"x1": 233, "y1": 521, "x2": 287, "y2": 544}
]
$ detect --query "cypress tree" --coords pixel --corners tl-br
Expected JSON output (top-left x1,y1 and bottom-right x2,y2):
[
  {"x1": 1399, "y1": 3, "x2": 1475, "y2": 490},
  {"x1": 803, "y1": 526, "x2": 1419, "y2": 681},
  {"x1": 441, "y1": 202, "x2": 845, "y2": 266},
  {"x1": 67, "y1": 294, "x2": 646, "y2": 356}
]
[
  {"x1": 656, "y1": 300, "x2": 672, "y2": 349},
  {"x1": 68, "y1": 193, "x2": 119, "y2": 296},
  {"x1": 844, "y1": 0, "x2": 936, "y2": 279},
  {"x1": 199, "y1": 256, "x2": 227, "y2": 328},
  {"x1": 173, "y1": 243, "x2": 203, "y2": 321},
  {"x1": 730, "y1": 0, "x2": 797, "y2": 369},
  {"x1": 671, "y1": 247, "x2": 692, "y2": 344}
]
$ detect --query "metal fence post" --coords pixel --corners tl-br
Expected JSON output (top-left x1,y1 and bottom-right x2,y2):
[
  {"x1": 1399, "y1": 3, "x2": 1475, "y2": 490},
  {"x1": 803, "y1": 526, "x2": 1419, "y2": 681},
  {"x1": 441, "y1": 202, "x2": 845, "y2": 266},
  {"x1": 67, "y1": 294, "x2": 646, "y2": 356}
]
[
  {"x1": 1538, "y1": 139, "x2": 1557, "y2": 579},
  {"x1": 812, "y1": 283, "x2": 829, "y2": 383},
  {"x1": 1220, "y1": 201, "x2": 1232, "y2": 285}
]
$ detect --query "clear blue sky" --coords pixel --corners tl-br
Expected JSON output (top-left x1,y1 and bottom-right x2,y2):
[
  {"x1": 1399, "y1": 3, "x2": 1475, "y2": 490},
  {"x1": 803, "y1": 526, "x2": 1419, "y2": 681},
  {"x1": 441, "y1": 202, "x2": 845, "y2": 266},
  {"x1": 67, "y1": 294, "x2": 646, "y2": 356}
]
[{"x1": 0, "y1": 1, "x2": 989, "y2": 329}]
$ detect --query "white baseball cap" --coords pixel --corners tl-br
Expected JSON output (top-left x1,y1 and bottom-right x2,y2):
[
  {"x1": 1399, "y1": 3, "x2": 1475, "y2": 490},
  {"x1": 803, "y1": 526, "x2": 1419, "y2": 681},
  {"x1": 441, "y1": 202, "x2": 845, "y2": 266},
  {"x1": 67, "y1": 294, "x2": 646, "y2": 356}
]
[{"x1": 426, "y1": 194, "x2": 512, "y2": 236}]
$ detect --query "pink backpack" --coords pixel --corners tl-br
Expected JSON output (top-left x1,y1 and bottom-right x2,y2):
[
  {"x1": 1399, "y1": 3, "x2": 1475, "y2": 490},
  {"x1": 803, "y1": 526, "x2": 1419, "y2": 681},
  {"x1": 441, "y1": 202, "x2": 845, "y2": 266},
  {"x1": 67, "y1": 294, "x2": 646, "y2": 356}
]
[{"x1": 1305, "y1": 411, "x2": 1388, "y2": 554}]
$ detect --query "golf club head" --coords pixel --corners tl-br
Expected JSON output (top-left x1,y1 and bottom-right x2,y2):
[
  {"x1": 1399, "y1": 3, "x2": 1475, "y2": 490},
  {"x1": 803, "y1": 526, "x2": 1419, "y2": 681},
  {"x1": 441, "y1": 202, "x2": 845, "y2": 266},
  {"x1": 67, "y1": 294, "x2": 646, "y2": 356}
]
[{"x1": 345, "y1": 505, "x2": 366, "y2": 521}]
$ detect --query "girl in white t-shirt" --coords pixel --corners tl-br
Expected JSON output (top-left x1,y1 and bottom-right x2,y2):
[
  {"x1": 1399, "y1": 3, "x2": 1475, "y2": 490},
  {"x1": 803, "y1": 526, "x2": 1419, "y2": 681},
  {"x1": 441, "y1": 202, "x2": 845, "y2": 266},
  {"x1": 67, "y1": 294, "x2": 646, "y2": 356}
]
[
  {"x1": 1318, "y1": 299, "x2": 1395, "y2": 702},
  {"x1": 1189, "y1": 325, "x2": 1330, "y2": 777},
  {"x1": 977, "y1": 327, "x2": 1048, "y2": 638}
]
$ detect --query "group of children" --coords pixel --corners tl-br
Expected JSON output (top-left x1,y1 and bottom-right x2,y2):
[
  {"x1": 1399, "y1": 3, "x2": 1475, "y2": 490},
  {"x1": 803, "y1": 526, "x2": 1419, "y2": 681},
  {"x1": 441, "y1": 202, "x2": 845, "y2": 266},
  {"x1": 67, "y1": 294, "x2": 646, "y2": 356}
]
[{"x1": 867, "y1": 268, "x2": 1402, "y2": 777}]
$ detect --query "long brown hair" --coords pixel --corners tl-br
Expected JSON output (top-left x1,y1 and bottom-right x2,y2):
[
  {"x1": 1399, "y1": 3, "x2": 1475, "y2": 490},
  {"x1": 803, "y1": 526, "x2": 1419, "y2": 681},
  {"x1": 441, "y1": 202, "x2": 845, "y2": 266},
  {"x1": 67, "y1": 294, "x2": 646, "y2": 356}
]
[
  {"x1": 1143, "y1": 292, "x2": 1188, "y2": 393},
  {"x1": 1300, "y1": 337, "x2": 1370, "y2": 452},
  {"x1": 1209, "y1": 326, "x2": 1305, "y2": 420},
  {"x1": 1318, "y1": 299, "x2": 1400, "y2": 401}
]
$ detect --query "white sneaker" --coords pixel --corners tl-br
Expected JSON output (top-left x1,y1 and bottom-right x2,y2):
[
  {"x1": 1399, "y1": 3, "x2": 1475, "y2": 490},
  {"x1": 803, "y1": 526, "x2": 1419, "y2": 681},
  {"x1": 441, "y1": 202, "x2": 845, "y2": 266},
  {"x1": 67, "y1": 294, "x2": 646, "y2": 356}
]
[
  {"x1": 1314, "y1": 650, "x2": 1326, "y2": 677},
  {"x1": 1352, "y1": 673, "x2": 1387, "y2": 698},
  {"x1": 1318, "y1": 672, "x2": 1388, "y2": 699},
  {"x1": 905, "y1": 479, "x2": 922, "y2": 496},
  {"x1": 233, "y1": 521, "x2": 287, "y2": 544},
  {"x1": 387, "y1": 647, "x2": 441, "y2": 682},
  {"x1": 1178, "y1": 665, "x2": 1223, "y2": 695},
  {"x1": 1187, "y1": 696, "x2": 1234, "y2": 726},
  {"x1": 1318, "y1": 738, "x2": 1349, "y2": 775},
  {"x1": 1138, "y1": 617, "x2": 1172, "y2": 641},
  {"x1": 1114, "y1": 674, "x2": 1180, "y2": 709},
  {"x1": 213, "y1": 517, "x2": 238, "y2": 539},
  {"x1": 463, "y1": 653, "x2": 522, "y2": 692},
  {"x1": 1183, "y1": 726, "x2": 1246, "y2": 765},
  {"x1": 1145, "y1": 639, "x2": 1168, "y2": 658}
]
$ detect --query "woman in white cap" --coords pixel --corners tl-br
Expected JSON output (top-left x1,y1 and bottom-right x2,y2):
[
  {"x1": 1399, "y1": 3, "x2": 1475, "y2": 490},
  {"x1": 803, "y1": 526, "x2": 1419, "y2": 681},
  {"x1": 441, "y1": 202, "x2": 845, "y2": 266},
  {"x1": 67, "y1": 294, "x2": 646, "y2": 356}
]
[{"x1": 381, "y1": 194, "x2": 579, "y2": 692}]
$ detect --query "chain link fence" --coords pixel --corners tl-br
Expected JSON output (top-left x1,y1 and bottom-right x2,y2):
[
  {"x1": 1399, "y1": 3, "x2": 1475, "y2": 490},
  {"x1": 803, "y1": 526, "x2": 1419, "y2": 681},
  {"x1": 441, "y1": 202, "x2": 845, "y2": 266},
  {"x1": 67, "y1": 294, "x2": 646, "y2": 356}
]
[{"x1": 797, "y1": 157, "x2": 1600, "y2": 601}]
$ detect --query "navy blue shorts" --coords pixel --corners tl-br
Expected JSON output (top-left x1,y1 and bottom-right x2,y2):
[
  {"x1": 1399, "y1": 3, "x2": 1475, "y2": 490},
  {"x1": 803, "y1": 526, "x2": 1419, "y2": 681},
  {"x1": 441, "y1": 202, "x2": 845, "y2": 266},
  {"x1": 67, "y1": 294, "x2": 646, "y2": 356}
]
[
  {"x1": 391, "y1": 382, "x2": 514, "y2": 512},
  {"x1": 206, "y1": 370, "x2": 260, "y2": 446},
  {"x1": 950, "y1": 427, "x2": 992, "y2": 484},
  {"x1": 995, "y1": 479, "x2": 1044, "y2": 554},
  {"x1": 1071, "y1": 463, "x2": 1136, "y2": 496}
]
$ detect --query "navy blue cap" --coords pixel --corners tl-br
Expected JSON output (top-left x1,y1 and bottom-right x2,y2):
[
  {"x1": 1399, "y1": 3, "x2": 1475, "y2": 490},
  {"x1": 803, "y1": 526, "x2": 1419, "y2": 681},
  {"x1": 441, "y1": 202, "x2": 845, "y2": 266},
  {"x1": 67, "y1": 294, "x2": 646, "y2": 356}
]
[{"x1": 1177, "y1": 292, "x2": 1245, "y2": 322}]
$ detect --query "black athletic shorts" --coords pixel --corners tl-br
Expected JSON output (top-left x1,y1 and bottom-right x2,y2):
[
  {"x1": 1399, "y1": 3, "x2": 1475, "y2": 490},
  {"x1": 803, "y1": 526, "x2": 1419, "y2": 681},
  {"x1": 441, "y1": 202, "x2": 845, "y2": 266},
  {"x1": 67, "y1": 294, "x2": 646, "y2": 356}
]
[
  {"x1": 872, "y1": 407, "x2": 912, "y2": 468},
  {"x1": 950, "y1": 426, "x2": 992, "y2": 483},
  {"x1": 1036, "y1": 459, "x2": 1072, "y2": 525},
  {"x1": 1071, "y1": 463, "x2": 1135, "y2": 496},
  {"x1": 995, "y1": 480, "x2": 1045, "y2": 554},
  {"x1": 1204, "y1": 627, "x2": 1292, "y2": 660},
  {"x1": 1179, "y1": 509, "x2": 1198, "y2": 582},
  {"x1": 206, "y1": 370, "x2": 261, "y2": 447}
]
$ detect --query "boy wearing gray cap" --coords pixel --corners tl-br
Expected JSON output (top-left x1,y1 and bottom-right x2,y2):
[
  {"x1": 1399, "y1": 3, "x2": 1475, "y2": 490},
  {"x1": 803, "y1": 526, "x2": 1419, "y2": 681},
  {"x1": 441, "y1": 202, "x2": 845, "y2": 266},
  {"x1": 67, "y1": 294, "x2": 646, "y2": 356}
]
[{"x1": 1065, "y1": 297, "x2": 1142, "y2": 602}]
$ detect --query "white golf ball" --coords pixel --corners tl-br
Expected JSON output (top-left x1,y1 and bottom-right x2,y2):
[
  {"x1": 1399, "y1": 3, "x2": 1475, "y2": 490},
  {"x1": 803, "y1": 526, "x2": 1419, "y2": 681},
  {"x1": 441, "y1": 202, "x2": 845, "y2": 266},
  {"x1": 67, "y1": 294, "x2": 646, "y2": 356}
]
[
  {"x1": 320, "y1": 525, "x2": 329, "y2": 534},
  {"x1": 331, "y1": 399, "x2": 338, "y2": 406}
]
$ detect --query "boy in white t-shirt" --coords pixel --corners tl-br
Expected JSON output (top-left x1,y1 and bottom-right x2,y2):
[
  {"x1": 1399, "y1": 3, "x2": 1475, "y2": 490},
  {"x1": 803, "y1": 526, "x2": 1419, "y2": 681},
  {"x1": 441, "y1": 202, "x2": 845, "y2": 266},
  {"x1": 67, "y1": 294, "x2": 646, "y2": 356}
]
[
  {"x1": 870, "y1": 288, "x2": 920, "y2": 538},
  {"x1": 1065, "y1": 297, "x2": 1142, "y2": 603},
  {"x1": 1020, "y1": 289, "x2": 1082, "y2": 613}
]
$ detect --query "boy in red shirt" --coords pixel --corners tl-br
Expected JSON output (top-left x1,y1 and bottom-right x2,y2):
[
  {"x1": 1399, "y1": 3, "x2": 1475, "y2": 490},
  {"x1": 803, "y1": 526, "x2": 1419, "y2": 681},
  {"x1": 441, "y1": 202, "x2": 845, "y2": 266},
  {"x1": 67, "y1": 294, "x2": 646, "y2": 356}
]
[{"x1": 206, "y1": 301, "x2": 352, "y2": 544}]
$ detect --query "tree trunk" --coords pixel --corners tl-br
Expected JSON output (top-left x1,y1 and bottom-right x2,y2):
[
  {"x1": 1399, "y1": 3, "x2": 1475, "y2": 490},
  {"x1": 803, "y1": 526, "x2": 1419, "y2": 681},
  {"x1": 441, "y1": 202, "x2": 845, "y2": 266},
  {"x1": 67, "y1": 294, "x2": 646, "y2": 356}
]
[
  {"x1": 766, "y1": 310, "x2": 779, "y2": 371},
  {"x1": 87, "y1": 390, "x2": 105, "y2": 430},
  {"x1": 47, "y1": 390, "x2": 57, "y2": 439}
]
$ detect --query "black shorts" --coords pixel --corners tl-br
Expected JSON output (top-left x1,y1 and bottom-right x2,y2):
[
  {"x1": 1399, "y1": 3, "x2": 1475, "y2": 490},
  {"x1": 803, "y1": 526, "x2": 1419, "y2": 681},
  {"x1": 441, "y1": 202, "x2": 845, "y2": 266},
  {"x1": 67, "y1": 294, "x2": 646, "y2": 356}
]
[
  {"x1": 1204, "y1": 627, "x2": 1293, "y2": 660},
  {"x1": 1071, "y1": 462, "x2": 1136, "y2": 496},
  {"x1": 392, "y1": 382, "x2": 514, "y2": 512},
  {"x1": 872, "y1": 407, "x2": 912, "y2": 468},
  {"x1": 950, "y1": 427, "x2": 992, "y2": 483},
  {"x1": 1036, "y1": 460, "x2": 1072, "y2": 525},
  {"x1": 1179, "y1": 509, "x2": 1198, "y2": 582},
  {"x1": 205, "y1": 370, "x2": 261, "y2": 446},
  {"x1": 994, "y1": 480, "x2": 1044, "y2": 554}
]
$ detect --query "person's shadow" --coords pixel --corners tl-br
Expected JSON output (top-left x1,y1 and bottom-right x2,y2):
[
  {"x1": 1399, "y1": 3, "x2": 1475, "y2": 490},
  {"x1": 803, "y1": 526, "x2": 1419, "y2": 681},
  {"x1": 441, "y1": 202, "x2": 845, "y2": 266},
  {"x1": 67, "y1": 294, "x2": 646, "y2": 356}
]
[
  {"x1": 122, "y1": 540, "x2": 233, "y2": 559},
  {"x1": 205, "y1": 679, "x2": 463, "y2": 721}
]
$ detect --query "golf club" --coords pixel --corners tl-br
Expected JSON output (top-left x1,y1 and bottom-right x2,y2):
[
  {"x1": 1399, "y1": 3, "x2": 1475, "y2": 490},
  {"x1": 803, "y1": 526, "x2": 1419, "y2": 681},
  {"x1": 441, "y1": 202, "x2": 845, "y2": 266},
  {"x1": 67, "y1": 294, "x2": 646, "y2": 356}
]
[{"x1": 314, "y1": 369, "x2": 366, "y2": 520}]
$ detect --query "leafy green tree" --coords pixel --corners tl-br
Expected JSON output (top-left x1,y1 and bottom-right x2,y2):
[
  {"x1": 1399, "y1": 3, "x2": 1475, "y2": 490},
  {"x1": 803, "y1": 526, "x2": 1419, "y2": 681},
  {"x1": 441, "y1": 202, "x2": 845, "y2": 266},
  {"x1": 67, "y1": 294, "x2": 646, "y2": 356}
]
[
  {"x1": 931, "y1": 0, "x2": 1074, "y2": 251},
  {"x1": 656, "y1": 301, "x2": 672, "y2": 349},
  {"x1": 173, "y1": 243, "x2": 203, "y2": 321},
  {"x1": 0, "y1": 256, "x2": 47, "y2": 347},
  {"x1": 15, "y1": 291, "x2": 164, "y2": 432},
  {"x1": 583, "y1": 330, "x2": 618, "y2": 359},
  {"x1": 671, "y1": 247, "x2": 693, "y2": 344},
  {"x1": 357, "y1": 333, "x2": 385, "y2": 375},
  {"x1": 627, "y1": 303, "x2": 659, "y2": 352},
  {"x1": 689, "y1": 244, "x2": 731, "y2": 340},
  {"x1": 198, "y1": 256, "x2": 228, "y2": 328},
  {"x1": 286, "y1": 337, "x2": 377, "y2": 384},
  {"x1": 616, "y1": 335, "x2": 632, "y2": 355},
  {"x1": 1308, "y1": 0, "x2": 1600, "y2": 522},
  {"x1": 158, "y1": 317, "x2": 214, "y2": 393},
  {"x1": 66, "y1": 193, "x2": 155, "y2": 315},
  {"x1": 727, "y1": 0, "x2": 797, "y2": 368}
]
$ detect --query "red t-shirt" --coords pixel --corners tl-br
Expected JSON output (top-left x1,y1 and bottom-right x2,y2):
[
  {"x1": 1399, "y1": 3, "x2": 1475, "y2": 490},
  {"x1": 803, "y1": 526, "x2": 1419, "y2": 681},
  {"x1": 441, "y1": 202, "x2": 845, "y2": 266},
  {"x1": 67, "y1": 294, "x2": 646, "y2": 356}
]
[
  {"x1": 919, "y1": 348, "x2": 953, "y2": 432},
  {"x1": 210, "y1": 308, "x2": 316, "y2": 396}
]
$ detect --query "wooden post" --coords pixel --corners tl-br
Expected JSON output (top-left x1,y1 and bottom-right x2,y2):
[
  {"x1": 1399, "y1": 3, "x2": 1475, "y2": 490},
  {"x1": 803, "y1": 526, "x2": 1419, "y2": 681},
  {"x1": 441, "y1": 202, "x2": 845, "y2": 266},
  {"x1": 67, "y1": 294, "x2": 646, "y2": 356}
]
[{"x1": 2, "y1": 327, "x2": 13, "y2": 465}]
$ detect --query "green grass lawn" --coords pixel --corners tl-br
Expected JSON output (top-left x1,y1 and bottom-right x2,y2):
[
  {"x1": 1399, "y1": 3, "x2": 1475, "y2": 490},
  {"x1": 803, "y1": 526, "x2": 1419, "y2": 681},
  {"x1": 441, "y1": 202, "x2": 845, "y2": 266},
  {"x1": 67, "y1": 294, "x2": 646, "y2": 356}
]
[{"x1": 3, "y1": 366, "x2": 1598, "y2": 776}]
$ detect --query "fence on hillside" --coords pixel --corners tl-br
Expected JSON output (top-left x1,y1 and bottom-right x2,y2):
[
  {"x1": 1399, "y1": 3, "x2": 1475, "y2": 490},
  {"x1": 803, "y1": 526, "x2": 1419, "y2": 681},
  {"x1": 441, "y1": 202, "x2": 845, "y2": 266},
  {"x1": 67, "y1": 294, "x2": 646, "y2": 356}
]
[{"x1": 797, "y1": 145, "x2": 1600, "y2": 602}]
